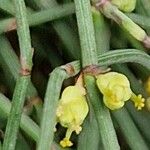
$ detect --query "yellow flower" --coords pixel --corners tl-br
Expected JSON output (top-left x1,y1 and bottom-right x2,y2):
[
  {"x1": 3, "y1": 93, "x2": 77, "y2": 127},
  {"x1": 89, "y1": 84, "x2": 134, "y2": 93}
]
[
  {"x1": 111, "y1": 0, "x2": 136, "y2": 12},
  {"x1": 130, "y1": 94, "x2": 145, "y2": 110},
  {"x1": 144, "y1": 77, "x2": 150, "y2": 96},
  {"x1": 56, "y1": 85, "x2": 89, "y2": 147},
  {"x1": 96, "y1": 72, "x2": 132, "y2": 110}
]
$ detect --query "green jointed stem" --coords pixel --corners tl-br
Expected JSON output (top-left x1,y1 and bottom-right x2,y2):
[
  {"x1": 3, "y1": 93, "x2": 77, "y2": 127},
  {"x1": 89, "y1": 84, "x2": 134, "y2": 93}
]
[
  {"x1": 74, "y1": 0, "x2": 119, "y2": 149},
  {"x1": 1, "y1": 48, "x2": 150, "y2": 148},
  {"x1": 28, "y1": 3, "x2": 75, "y2": 26},
  {"x1": 98, "y1": 1, "x2": 150, "y2": 46},
  {"x1": 93, "y1": 10, "x2": 148, "y2": 148},
  {"x1": 0, "y1": 35, "x2": 37, "y2": 97},
  {"x1": 3, "y1": 0, "x2": 33, "y2": 149},
  {"x1": 74, "y1": 0, "x2": 102, "y2": 149},
  {"x1": 37, "y1": 61, "x2": 80, "y2": 150},
  {"x1": 77, "y1": 104, "x2": 100, "y2": 150},
  {"x1": 85, "y1": 75, "x2": 120, "y2": 150},
  {"x1": 37, "y1": 69, "x2": 67, "y2": 150},
  {"x1": 3, "y1": 76, "x2": 30, "y2": 150},
  {"x1": 98, "y1": 49, "x2": 150, "y2": 69},
  {"x1": 74, "y1": 0, "x2": 98, "y2": 67},
  {"x1": 66, "y1": 49, "x2": 150, "y2": 74},
  {"x1": 14, "y1": 0, "x2": 33, "y2": 71},
  {"x1": 92, "y1": 7, "x2": 110, "y2": 55},
  {"x1": 0, "y1": 93, "x2": 71, "y2": 150},
  {"x1": 0, "y1": 3, "x2": 75, "y2": 34}
]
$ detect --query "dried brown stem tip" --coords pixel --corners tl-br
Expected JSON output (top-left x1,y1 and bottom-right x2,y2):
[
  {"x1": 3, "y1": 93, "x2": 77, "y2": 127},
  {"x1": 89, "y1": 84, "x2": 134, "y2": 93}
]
[
  {"x1": 94, "y1": 0, "x2": 109, "y2": 8},
  {"x1": 83, "y1": 65, "x2": 110, "y2": 76},
  {"x1": 61, "y1": 63, "x2": 75, "y2": 76},
  {"x1": 20, "y1": 68, "x2": 31, "y2": 76},
  {"x1": 6, "y1": 19, "x2": 17, "y2": 32}
]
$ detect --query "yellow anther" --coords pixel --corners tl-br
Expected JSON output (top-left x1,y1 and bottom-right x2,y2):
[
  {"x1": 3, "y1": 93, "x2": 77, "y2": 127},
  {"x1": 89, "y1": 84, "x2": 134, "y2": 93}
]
[
  {"x1": 130, "y1": 94, "x2": 145, "y2": 110},
  {"x1": 60, "y1": 138, "x2": 73, "y2": 148}
]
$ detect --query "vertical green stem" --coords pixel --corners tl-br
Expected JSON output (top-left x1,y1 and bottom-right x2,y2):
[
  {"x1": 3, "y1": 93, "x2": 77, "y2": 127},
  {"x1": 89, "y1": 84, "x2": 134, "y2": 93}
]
[
  {"x1": 14, "y1": 0, "x2": 33, "y2": 71},
  {"x1": 37, "y1": 68, "x2": 67, "y2": 150},
  {"x1": 74, "y1": 0, "x2": 120, "y2": 149},
  {"x1": 74, "y1": 0, "x2": 98, "y2": 67},
  {"x1": 92, "y1": 7, "x2": 110, "y2": 55},
  {"x1": 0, "y1": 93, "x2": 71, "y2": 150},
  {"x1": 3, "y1": 77, "x2": 30, "y2": 150},
  {"x1": 0, "y1": 35, "x2": 37, "y2": 98},
  {"x1": 85, "y1": 75, "x2": 120, "y2": 150},
  {"x1": 36, "y1": 61, "x2": 80, "y2": 149},
  {"x1": 3, "y1": 0, "x2": 33, "y2": 149},
  {"x1": 77, "y1": 101, "x2": 100, "y2": 150}
]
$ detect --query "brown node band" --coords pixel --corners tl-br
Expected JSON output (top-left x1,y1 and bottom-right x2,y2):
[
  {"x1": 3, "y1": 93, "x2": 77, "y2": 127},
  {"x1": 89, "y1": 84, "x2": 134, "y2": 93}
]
[
  {"x1": 20, "y1": 68, "x2": 31, "y2": 76},
  {"x1": 61, "y1": 63, "x2": 75, "y2": 76},
  {"x1": 83, "y1": 65, "x2": 110, "y2": 76},
  {"x1": 93, "y1": 0, "x2": 109, "y2": 9}
]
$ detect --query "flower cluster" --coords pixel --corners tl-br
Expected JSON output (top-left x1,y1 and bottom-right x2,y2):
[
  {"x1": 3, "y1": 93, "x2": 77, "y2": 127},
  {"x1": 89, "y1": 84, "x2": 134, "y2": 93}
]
[{"x1": 56, "y1": 71, "x2": 145, "y2": 147}]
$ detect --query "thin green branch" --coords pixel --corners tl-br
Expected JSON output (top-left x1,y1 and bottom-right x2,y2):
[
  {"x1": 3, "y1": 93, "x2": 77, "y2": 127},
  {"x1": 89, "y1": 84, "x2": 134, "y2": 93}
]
[
  {"x1": 3, "y1": 76, "x2": 30, "y2": 150},
  {"x1": 85, "y1": 75, "x2": 120, "y2": 150},
  {"x1": 96, "y1": 1, "x2": 150, "y2": 48},
  {"x1": 92, "y1": 7, "x2": 110, "y2": 55},
  {"x1": 0, "y1": 35, "x2": 37, "y2": 97},
  {"x1": 74, "y1": 0, "x2": 119, "y2": 149},
  {"x1": 37, "y1": 68, "x2": 68, "y2": 150},
  {"x1": 73, "y1": 49, "x2": 150, "y2": 72},
  {"x1": 74, "y1": 0, "x2": 98, "y2": 67},
  {"x1": 3, "y1": 0, "x2": 33, "y2": 149},
  {"x1": 0, "y1": 93, "x2": 71, "y2": 150},
  {"x1": 37, "y1": 61, "x2": 80, "y2": 150},
  {"x1": 14, "y1": 0, "x2": 32, "y2": 71},
  {"x1": 98, "y1": 49, "x2": 150, "y2": 69},
  {"x1": 112, "y1": 108, "x2": 149, "y2": 150},
  {"x1": 77, "y1": 104, "x2": 100, "y2": 150},
  {"x1": 0, "y1": 1, "x2": 15, "y2": 15},
  {"x1": 28, "y1": 3, "x2": 75, "y2": 26},
  {"x1": 0, "y1": 3, "x2": 75, "y2": 34}
]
